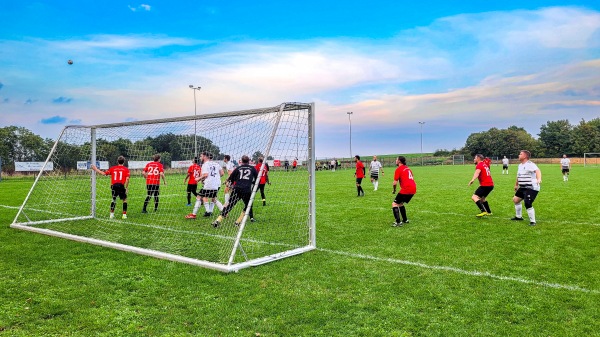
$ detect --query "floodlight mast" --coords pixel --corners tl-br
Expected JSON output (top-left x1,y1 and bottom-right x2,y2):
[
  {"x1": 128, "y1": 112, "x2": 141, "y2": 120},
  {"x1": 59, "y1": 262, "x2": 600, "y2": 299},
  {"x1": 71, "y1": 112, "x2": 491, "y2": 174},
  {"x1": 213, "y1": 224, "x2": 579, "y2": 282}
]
[{"x1": 189, "y1": 85, "x2": 202, "y2": 158}]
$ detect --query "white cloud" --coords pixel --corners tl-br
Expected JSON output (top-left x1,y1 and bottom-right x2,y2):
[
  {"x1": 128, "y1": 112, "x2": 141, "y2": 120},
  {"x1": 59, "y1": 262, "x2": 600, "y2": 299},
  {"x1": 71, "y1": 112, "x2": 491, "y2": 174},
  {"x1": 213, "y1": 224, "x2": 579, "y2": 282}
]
[{"x1": 128, "y1": 4, "x2": 151, "y2": 12}]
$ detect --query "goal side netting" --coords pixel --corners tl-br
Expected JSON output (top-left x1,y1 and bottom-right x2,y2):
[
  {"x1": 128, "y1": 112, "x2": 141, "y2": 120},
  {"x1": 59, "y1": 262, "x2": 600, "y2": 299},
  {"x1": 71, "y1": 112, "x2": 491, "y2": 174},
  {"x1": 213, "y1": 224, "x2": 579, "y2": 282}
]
[
  {"x1": 584, "y1": 153, "x2": 600, "y2": 167},
  {"x1": 11, "y1": 102, "x2": 316, "y2": 272}
]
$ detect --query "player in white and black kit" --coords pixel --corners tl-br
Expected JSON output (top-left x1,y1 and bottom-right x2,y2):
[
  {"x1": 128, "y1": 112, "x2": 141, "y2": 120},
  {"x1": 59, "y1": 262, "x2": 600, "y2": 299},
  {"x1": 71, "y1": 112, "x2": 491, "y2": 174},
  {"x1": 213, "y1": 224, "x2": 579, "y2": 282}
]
[
  {"x1": 369, "y1": 155, "x2": 384, "y2": 191},
  {"x1": 212, "y1": 155, "x2": 258, "y2": 228},
  {"x1": 511, "y1": 150, "x2": 542, "y2": 226},
  {"x1": 223, "y1": 155, "x2": 236, "y2": 205},
  {"x1": 185, "y1": 152, "x2": 224, "y2": 219},
  {"x1": 560, "y1": 154, "x2": 571, "y2": 181},
  {"x1": 502, "y1": 156, "x2": 509, "y2": 174}
]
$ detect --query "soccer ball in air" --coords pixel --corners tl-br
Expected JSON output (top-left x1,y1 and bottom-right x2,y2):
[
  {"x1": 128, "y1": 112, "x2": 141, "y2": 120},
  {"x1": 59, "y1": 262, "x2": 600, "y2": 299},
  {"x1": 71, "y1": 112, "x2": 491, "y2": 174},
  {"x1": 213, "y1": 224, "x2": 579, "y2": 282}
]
[{"x1": 67, "y1": 60, "x2": 73, "y2": 65}]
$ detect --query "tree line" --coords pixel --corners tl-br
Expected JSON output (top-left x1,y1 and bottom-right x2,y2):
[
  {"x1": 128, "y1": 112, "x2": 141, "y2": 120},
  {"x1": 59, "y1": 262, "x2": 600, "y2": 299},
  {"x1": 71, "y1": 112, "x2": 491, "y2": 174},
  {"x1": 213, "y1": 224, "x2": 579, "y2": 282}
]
[
  {"x1": 434, "y1": 118, "x2": 600, "y2": 158},
  {"x1": 2, "y1": 118, "x2": 599, "y2": 173},
  {"x1": 0, "y1": 126, "x2": 274, "y2": 174}
]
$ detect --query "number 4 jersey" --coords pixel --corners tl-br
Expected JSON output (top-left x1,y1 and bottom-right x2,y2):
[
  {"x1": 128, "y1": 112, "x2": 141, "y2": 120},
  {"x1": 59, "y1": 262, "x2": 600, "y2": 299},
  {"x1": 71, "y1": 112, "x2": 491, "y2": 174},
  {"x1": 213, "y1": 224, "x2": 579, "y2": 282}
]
[{"x1": 394, "y1": 165, "x2": 416, "y2": 194}]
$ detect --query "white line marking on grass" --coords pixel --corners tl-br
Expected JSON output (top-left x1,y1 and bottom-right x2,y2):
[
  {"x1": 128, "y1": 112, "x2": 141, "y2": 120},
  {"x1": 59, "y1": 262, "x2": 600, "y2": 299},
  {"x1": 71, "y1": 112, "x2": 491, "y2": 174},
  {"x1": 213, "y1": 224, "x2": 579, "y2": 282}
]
[
  {"x1": 3, "y1": 203, "x2": 598, "y2": 293},
  {"x1": 317, "y1": 247, "x2": 600, "y2": 294}
]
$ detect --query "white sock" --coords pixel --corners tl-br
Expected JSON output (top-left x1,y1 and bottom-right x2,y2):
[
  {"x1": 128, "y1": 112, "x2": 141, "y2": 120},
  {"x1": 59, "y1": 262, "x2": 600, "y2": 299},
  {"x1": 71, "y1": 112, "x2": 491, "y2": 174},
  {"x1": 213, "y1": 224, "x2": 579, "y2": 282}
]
[
  {"x1": 208, "y1": 202, "x2": 215, "y2": 213},
  {"x1": 374, "y1": 181, "x2": 378, "y2": 190},
  {"x1": 192, "y1": 198, "x2": 202, "y2": 215},
  {"x1": 224, "y1": 193, "x2": 230, "y2": 205},
  {"x1": 215, "y1": 199, "x2": 224, "y2": 211},
  {"x1": 204, "y1": 201, "x2": 211, "y2": 213},
  {"x1": 515, "y1": 203, "x2": 522, "y2": 218},
  {"x1": 527, "y1": 207, "x2": 536, "y2": 223}
]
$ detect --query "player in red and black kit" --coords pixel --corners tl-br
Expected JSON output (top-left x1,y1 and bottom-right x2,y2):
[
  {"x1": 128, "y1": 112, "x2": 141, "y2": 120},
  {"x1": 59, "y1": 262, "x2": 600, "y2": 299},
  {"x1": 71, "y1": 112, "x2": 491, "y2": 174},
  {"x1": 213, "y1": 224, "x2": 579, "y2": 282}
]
[
  {"x1": 183, "y1": 157, "x2": 201, "y2": 206},
  {"x1": 142, "y1": 154, "x2": 167, "y2": 213},
  {"x1": 391, "y1": 156, "x2": 416, "y2": 227},
  {"x1": 91, "y1": 155, "x2": 130, "y2": 219},
  {"x1": 468, "y1": 154, "x2": 494, "y2": 217},
  {"x1": 354, "y1": 155, "x2": 365, "y2": 196},
  {"x1": 255, "y1": 157, "x2": 270, "y2": 206}
]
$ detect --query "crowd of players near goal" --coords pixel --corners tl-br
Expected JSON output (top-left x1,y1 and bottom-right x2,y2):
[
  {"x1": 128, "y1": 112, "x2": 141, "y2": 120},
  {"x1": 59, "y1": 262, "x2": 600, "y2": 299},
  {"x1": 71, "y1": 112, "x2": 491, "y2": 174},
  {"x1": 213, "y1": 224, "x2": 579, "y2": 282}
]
[
  {"x1": 353, "y1": 150, "x2": 566, "y2": 227},
  {"x1": 91, "y1": 151, "x2": 271, "y2": 227}
]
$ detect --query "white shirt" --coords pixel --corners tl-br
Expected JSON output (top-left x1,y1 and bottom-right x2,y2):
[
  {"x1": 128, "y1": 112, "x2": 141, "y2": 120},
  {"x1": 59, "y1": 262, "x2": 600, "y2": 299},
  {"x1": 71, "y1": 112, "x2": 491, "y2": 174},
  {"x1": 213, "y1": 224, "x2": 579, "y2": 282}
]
[
  {"x1": 225, "y1": 161, "x2": 235, "y2": 175},
  {"x1": 370, "y1": 160, "x2": 383, "y2": 174},
  {"x1": 517, "y1": 160, "x2": 540, "y2": 191},
  {"x1": 560, "y1": 158, "x2": 570, "y2": 168},
  {"x1": 502, "y1": 158, "x2": 509, "y2": 165},
  {"x1": 201, "y1": 161, "x2": 223, "y2": 190}
]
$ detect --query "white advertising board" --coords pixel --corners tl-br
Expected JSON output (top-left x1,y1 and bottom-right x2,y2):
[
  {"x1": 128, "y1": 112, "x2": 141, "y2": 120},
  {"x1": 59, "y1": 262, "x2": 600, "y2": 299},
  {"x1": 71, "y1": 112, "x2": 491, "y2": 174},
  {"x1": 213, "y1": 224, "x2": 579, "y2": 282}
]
[
  {"x1": 77, "y1": 161, "x2": 109, "y2": 170},
  {"x1": 15, "y1": 162, "x2": 54, "y2": 172}
]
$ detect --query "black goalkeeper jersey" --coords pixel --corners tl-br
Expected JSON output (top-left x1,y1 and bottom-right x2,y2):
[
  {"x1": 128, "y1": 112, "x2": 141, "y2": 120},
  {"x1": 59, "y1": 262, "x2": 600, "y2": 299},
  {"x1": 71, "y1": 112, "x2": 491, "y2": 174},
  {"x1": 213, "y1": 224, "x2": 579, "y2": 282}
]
[{"x1": 227, "y1": 164, "x2": 258, "y2": 192}]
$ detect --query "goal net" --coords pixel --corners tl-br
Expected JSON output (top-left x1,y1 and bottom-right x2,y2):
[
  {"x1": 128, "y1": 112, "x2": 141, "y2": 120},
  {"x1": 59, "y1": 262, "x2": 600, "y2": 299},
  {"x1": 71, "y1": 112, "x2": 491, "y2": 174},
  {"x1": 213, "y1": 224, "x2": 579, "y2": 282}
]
[
  {"x1": 11, "y1": 102, "x2": 316, "y2": 272},
  {"x1": 452, "y1": 155, "x2": 465, "y2": 165},
  {"x1": 584, "y1": 153, "x2": 600, "y2": 167}
]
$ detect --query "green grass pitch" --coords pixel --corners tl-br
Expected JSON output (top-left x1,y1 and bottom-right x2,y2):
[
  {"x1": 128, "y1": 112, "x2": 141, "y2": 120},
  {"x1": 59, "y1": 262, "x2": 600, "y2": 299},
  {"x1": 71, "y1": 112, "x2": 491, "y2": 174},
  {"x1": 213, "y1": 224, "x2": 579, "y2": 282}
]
[{"x1": 1, "y1": 164, "x2": 599, "y2": 336}]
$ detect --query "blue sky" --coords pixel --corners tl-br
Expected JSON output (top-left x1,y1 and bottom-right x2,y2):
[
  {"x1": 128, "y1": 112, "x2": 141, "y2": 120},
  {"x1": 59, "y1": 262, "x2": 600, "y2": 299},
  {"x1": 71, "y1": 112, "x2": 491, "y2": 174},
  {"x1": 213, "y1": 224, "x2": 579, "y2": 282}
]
[{"x1": 1, "y1": 1, "x2": 599, "y2": 158}]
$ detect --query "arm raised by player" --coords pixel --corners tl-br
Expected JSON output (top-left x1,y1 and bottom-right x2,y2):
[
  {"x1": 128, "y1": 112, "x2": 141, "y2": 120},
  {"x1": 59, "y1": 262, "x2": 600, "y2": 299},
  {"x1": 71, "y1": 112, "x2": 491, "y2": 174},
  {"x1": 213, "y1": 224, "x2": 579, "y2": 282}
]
[{"x1": 91, "y1": 165, "x2": 107, "y2": 176}]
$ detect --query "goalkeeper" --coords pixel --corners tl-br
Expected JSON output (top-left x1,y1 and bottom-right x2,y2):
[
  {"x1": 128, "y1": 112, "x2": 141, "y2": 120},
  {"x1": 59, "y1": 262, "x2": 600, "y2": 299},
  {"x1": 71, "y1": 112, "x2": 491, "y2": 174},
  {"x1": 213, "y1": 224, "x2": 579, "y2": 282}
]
[{"x1": 212, "y1": 155, "x2": 257, "y2": 228}]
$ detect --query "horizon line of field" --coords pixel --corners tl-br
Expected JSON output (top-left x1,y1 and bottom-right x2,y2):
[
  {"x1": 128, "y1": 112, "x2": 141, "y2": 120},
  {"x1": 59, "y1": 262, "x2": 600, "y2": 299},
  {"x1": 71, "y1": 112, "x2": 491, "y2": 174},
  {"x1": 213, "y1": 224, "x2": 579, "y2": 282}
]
[{"x1": 2, "y1": 203, "x2": 598, "y2": 295}]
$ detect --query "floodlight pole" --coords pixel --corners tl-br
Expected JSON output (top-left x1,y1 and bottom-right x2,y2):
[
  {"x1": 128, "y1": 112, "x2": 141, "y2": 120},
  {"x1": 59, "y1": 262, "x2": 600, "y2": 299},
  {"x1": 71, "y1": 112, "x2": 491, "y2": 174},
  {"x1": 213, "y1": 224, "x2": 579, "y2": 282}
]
[
  {"x1": 419, "y1": 121, "x2": 425, "y2": 166},
  {"x1": 189, "y1": 85, "x2": 201, "y2": 158},
  {"x1": 347, "y1": 112, "x2": 353, "y2": 161}
]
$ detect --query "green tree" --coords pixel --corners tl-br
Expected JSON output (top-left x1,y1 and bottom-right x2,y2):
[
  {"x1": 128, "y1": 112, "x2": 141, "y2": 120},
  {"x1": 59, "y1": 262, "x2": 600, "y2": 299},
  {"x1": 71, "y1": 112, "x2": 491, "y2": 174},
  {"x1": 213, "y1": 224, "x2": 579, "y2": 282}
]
[
  {"x1": 571, "y1": 119, "x2": 600, "y2": 155},
  {"x1": 464, "y1": 126, "x2": 540, "y2": 157},
  {"x1": 538, "y1": 120, "x2": 573, "y2": 157}
]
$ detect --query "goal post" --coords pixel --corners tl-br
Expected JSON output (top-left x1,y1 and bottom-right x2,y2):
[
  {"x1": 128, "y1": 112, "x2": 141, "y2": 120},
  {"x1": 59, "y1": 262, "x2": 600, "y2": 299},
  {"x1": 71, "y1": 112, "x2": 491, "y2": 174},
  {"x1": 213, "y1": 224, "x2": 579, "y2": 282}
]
[
  {"x1": 11, "y1": 102, "x2": 316, "y2": 272},
  {"x1": 452, "y1": 155, "x2": 465, "y2": 165},
  {"x1": 584, "y1": 153, "x2": 600, "y2": 167}
]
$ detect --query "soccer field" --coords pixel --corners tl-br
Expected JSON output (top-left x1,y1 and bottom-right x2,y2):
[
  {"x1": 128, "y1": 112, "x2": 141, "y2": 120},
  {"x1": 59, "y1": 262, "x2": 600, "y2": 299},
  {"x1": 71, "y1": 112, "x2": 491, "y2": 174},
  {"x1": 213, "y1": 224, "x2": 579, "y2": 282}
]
[{"x1": 1, "y1": 164, "x2": 599, "y2": 336}]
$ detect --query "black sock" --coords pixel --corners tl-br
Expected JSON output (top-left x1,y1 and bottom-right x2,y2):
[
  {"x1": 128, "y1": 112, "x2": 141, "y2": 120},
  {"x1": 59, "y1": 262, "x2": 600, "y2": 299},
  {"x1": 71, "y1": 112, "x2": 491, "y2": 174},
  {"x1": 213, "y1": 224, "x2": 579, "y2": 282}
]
[
  {"x1": 359, "y1": 186, "x2": 364, "y2": 195},
  {"x1": 187, "y1": 193, "x2": 191, "y2": 204},
  {"x1": 357, "y1": 186, "x2": 361, "y2": 196},
  {"x1": 483, "y1": 201, "x2": 491, "y2": 213},
  {"x1": 123, "y1": 202, "x2": 128, "y2": 213},
  {"x1": 154, "y1": 198, "x2": 159, "y2": 210},
  {"x1": 392, "y1": 207, "x2": 401, "y2": 223},
  {"x1": 475, "y1": 200, "x2": 485, "y2": 212},
  {"x1": 143, "y1": 196, "x2": 150, "y2": 211},
  {"x1": 399, "y1": 205, "x2": 407, "y2": 222},
  {"x1": 110, "y1": 200, "x2": 116, "y2": 212}
]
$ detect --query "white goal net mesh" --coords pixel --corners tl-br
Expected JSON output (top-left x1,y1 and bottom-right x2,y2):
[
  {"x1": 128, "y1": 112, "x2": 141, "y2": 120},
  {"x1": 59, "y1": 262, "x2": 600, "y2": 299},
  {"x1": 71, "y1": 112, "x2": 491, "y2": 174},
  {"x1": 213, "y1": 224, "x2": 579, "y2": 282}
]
[
  {"x1": 12, "y1": 102, "x2": 315, "y2": 272},
  {"x1": 584, "y1": 153, "x2": 600, "y2": 167}
]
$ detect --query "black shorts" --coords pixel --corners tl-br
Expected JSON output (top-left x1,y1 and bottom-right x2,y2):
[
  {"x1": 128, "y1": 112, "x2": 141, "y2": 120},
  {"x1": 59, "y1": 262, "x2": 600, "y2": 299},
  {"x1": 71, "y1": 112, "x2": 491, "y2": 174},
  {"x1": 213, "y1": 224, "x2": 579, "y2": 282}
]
[
  {"x1": 111, "y1": 183, "x2": 127, "y2": 200},
  {"x1": 394, "y1": 193, "x2": 414, "y2": 204},
  {"x1": 146, "y1": 184, "x2": 160, "y2": 196},
  {"x1": 370, "y1": 173, "x2": 379, "y2": 180},
  {"x1": 562, "y1": 168, "x2": 570, "y2": 174},
  {"x1": 474, "y1": 185, "x2": 494, "y2": 198},
  {"x1": 356, "y1": 178, "x2": 363, "y2": 185},
  {"x1": 503, "y1": 164, "x2": 508, "y2": 169},
  {"x1": 199, "y1": 188, "x2": 219, "y2": 198},
  {"x1": 515, "y1": 188, "x2": 539, "y2": 203},
  {"x1": 187, "y1": 184, "x2": 198, "y2": 193}
]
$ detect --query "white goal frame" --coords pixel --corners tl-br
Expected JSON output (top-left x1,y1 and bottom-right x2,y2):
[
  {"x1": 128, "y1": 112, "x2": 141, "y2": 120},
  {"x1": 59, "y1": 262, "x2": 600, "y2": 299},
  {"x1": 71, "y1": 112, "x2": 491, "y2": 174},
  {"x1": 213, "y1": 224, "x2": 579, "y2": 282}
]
[
  {"x1": 11, "y1": 102, "x2": 316, "y2": 273},
  {"x1": 452, "y1": 155, "x2": 465, "y2": 165},
  {"x1": 584, "y1": 153, "x2": 600, "y2": 167}
]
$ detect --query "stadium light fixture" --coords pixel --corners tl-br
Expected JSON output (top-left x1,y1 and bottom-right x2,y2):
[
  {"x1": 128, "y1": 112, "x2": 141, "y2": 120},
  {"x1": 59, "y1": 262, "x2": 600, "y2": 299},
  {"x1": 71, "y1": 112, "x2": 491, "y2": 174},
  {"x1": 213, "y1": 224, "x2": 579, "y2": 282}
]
[
  {"x1": 347, "y1": 112, "x2": 353, "y2": 161},
  {"x1": 419, "y1": 121, "x2": 426, "y2": 166},
  {"x1": 189, "y1": 85, "x2": 201, "y2": 158}
]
